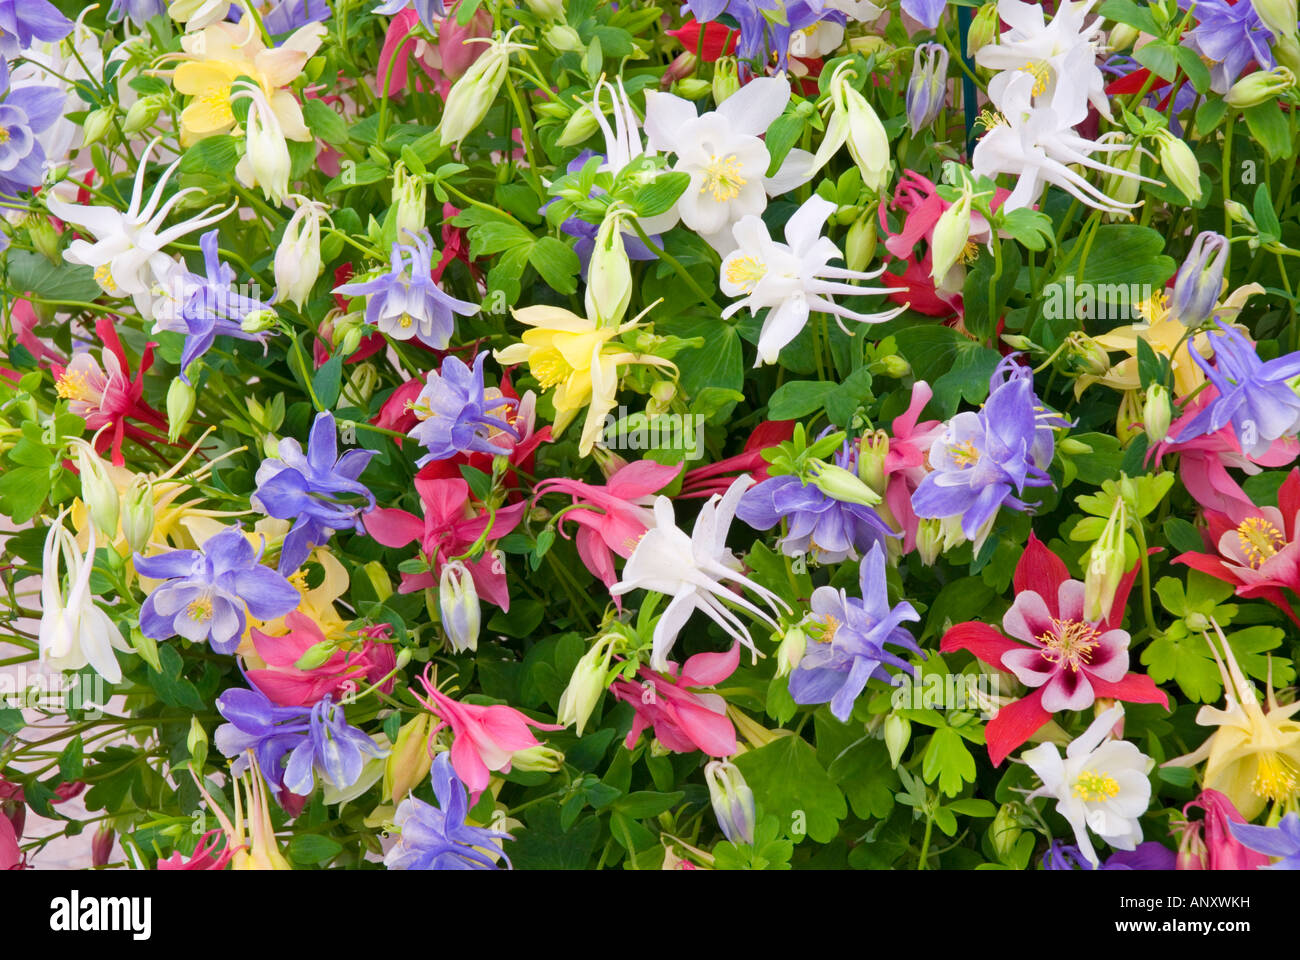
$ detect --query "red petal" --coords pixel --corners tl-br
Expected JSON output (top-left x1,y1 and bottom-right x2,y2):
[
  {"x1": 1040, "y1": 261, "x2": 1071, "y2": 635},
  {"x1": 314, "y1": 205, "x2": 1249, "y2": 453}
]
[
  {"x1": 1281, "y1": 468, "x2": 1300, "y2": 538},
  {"x1": 986, "y1": 690, "x2": 1051, "y2": 766},
  {"x1": 1090, "y1": 672, "x2": 1170, "y2": 709},
  {"x1": 940, "y1": 622, "x2": 1023, "y2": 669},
  {"x1": 1013, "y1": 533, "x2": 1069, "y2": 603}
]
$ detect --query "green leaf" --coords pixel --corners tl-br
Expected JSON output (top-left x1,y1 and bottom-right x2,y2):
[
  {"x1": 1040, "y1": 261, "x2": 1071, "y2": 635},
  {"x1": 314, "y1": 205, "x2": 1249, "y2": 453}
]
[
  {"x1": 1174, "y1": 45, "x2": 1212, "y2": 94},
  {"x1": 1244, "y1": 101, "x2": 1292, "y2": 161},
  {"x1": 767, "y1": 380, "x2": 837, "y2": 419},
  {"x1": 5, "y1": 250, "x2": 100, "y2": 302},
  {"x1": 1194, "y1": 99, "x2": 1228, "y2": 137},
  {"x1": 312, "y1": 355, "x2": 343, "y2": 409},
  {"x1": 1253, "y1": 183, "x2": 1282, "y2": 242},
  {"x1": 613, "y1": 790, "x2": 684, "y2": 819},
  {"x1": 1000, "y1": 208, "x2": 1054, "y2": 251},
  {"x1": 733, "y1": 734, "x2": 847, "y2": 843},
  {"x1": 179, "y1": 135, "x2": 240, "y2": 175},
  {"x1": 1098, "y1": 0, "x2": 1162, "y2": 35},
  {"x1": 630, "y1": 172, "x2": 690, "y2": 218},
  {"x1": 825, "y1": 735, "x2": 897, "y2": 820},
  {"x1": 529, "y1": 237, "x2": 580, "y2": 295},
  {"x1": 1134, "y1": 40, "x2": 1179, "y2": 82},
  {"x1": 921, "y1": 725, "x2": 977, "y2": 797},
  {"x1": 922, "y1": 577, "x2": 997, "y2": 640},
  {"x1": 288, "y1": 834, "x2": 343, "y2": 866},
  {"x1": 58, "y1": 735, "x2": 85, "y2": 780},
  {"x1": 764, "y1": 110, "x2": 806, "y2": 175},
  {"x1": 510, "y1": 800, "x2": 602, "y2": 869},
  {"x1": 1141, "y1": 629, "x2": 1224, "y2": 702},
  {"x1": 304, "y1": 98, "x2": 349, "y2": 146},
  {"x1": 1163, "y1": 517, "x2": 1204, "y2": 556}
]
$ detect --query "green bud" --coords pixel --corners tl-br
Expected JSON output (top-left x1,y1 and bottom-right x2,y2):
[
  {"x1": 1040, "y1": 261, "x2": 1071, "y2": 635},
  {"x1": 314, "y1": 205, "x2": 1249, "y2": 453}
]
[
  {"x1": 74, "y1": 440, "x2": 119, "y2": 540},
  {"x1": 1084, "y1": 495, "x2": 1128, "y2": 623},
  {"x1": 775, "y1": 625, "x2": 806, "y2": 679},
  {"x1": 187, "y1": 717, "x2": 209, "y2": 773},
  {"x1": 81, "y1": 107, "x2": 116, "y2": 148},
  {"x1": 240, "y1": 308, "x2": 279, "y2": 334},
  {"x1": 845, "y1": 212, "x2": 877, "y2": 272},
  {"x1": 672, "y1": 78, "x2": 712, "y2": 101},
  {"x1": 294, "y1": 639, "x2": 338, "y2": 671},
  {"x1": 557, "y1": 635, "x2": 615, "y2": 735},
  {"x1": 809, "y1": 459, "x2": 882, "y2": 507},
  {"x1": 545, "y1": 23, "x2": 585, "y2": 53},
  {"x1": 858, "y1": 430, "x2": 889, "y2": 495},
  {"x1": 1143, "y1": 384, "x2": 1172, "y2": 444},
  {"x1": 511, "y1": 745, "x2": 565, "y2": 773},
  {"x1": 1156, "y1": 129, "x2": 1203, "y2": 203},
  {"x1": 883, "y1": 713, "x2": 911, "y2": 768},
  {"x1": 1225, "y1": 67, "x2": 1295, "y2": 108},
  {"x1": 1108, "y1": 22, "x2": 1139, "y2": 50},
  {"x1": 166, "y1": 377, "x2": 196, "y2": 444},
  {"x1": 712, "y1": 57, "x2": 740, "y2": 105},
  {"x1": 121, "y1": 473, "x2": 156, "y2": 555},
  {"x1": 123, "y1": 95, "x2": 163, "y2": 135},
  {"x1": 26, "y1": 213, "x2": 61, "y2": 264},
  {"x1": 967, "y1": 2, "x2": 1000, "y2": 58},
  {"x1": 991, "y1": 802, "x2": 1025, "y2": 863},
  {"x1": 1059, "y1": 437, "x2": 1094, "y2": 456}
]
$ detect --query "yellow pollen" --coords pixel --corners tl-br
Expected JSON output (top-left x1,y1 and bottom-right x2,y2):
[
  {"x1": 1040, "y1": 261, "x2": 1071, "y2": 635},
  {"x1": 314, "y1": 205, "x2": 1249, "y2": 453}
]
[
  {"x1": 0, "y1": 127, "x2": 9, "y2": 145},
  {"x1": 1252, "y1": 752, "x2": 1299, "y2": 802},
  {"x1": 701, "y1": 154, "x2": 746, "y2": 203},
  {"x1": 951, "y1": 440, "x2": 980, "y2": 468},
  {"x1": 1138, "y1": 291, "x2": 1170, "y2": 324},
  {"x1": 809, "y1": 613, "x2": 840, "y2": 644},
  {"x1": 1072, "y1": 769, "x2": 1120, "y2": 802},
  {"x1": 186, "y1": 595, "x2": 214, "y2": 622},
  {"x1": 1036, "y1": 618, "x2": 1101, "y2": 672},
  {"x1": 529, "y1": 347, "x2": 574, "y2": 391},
  {"x1": 93, "y1": 262, "x2": 120, "y2": 294},
  {"x1": 56, "y1": 370, "x2": 95, "y2": 402},
  {"x1": 198, "y1": 84, "x2": 235, "y2": 124},
  {"x1": 397, "y1": 313, "x2": 414, "y2": 329},
  {"x1": 724, "y1": 255, "x2": 767, "y2": 291},
  {"x1": 1236, "y1": 517, "x2": 1285, "y2": 569},
  {"x1": 959, "y1": 239, "x2": 981, "y2": 265},
  {"x1": 1020, "y1": 60, "x2": 1051, "y2": 97},
  {"x1": 974, "y1": 108, "x2": 1006, "y2": 130}
]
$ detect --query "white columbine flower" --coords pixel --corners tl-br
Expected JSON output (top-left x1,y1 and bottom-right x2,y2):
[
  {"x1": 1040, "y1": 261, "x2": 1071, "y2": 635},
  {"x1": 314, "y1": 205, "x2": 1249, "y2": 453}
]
[
  {"x1": 1022, "y1": 704, "x2": 1154, "y2": 867},
  {"x1": 977, "y1": 0, "x2": 1111, "y2": 119},
  {"x1": 39, "y1": 511, "x2": 131, "y2": 684},
  {"x1": 644, "y1": 75, "x2": 814, "y2": 253},
  {"x1": 719, "y1": 194, "x2": 907, "y2": 366},
  {"x1": 972, "y1": 73, "x2": 1159, "y2": 214},
  {"x1": 45, "y1": 138, "x2": 236, "y2": 310},
  {"x1": 610, "y1": 476, "x2": 791, "y2": 672},
  {"x1": 275, "y1": 198, "x2": 330, "y2": 309},
  {"x1": 233, "y1": 81, "x2": 292, "y2": 206}
]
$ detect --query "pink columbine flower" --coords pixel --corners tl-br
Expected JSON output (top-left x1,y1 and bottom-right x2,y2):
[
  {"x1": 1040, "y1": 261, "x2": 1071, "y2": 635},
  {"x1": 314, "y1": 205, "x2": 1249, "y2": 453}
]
[
  {"x1": 532, "y1": 459, "x2": 681, "y2": 591},
  {"x1": 156, "y1": 829, "x2": 235, "y2": 871},
  {"x1": 610, "y1": 644, "x2": 740, "y2": 757},
  {"x1": 245, "y1": 611, "x2": 395, "y2": 707},
  {"x1": 1181, "y1": 790, "x2": 1272, "y2": 870},
  {"x1": 881, "y1": 380, "x2": 945, "y2": 552},
  {"x1": 414, "y1": 668, "x2": 563, "y2": 796}
]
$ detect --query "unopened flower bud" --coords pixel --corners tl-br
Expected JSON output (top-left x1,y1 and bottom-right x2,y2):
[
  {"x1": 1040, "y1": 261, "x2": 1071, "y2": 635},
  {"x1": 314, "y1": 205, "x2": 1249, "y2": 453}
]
[
  {"x1": 991, "y1": 802, "x2": 1025, "y2": 862},
  {"x1": 439, "y1": 560, "x2": 480, "y2": 653},
  {"x1": 1066, "y1": 332, "x2": 1110, "y2": 376},
  {"x1": 672, "y1": 78, "x2": 712, "y2": 100},
  {"x1": 1143, "y1": 384, "x2": 1172, "y2": 443},
  {"x1": 522, "y1": 0, "x2": 564, "y2": 20},
  {"x1": 883, "y1": 713, "x2": 911, "y2": 768},
  {"x1": 275, "y1": 201, "x2": 328, "y2": 310},
  {"x1": 775, "y1": 625, "x2": 806, "y2": 679},
  {"x1": 81, "y1": 107, "x2": 115, "y2": 148},
  {"x1": 1171, "y1": 230, "x2": 1228, "y2": 326},
  {"x1": 930, "y1": 187, "x2": 972, "y2": 283},
  {"x1": 809, "y1": 459, "x2": 882, "y2": 507},
  {"x1": 74, "y1": 440, "x2": 119, "y2": 539},
  {"x1": 1226, "y1": 66, "x2": 1295, "y2": 107},
  {"x1": 440, "y1": 32, "x2": 521, "y2": 146},
  {"x1": 1251, "y1": 0, "x2": 1299, "y2": 41},
  {"x1": 1223, "y1": 199, "x2": 1256, "y2": 228},
  {"x1": 845, "y1": 211, "x2": 877, "y2": 272},
  {"x1": 704, "y1": 759, "x2": 756, "y2": 845},
  {"x1": 123, "y1": 95, "x2": 163, "y2": 134},
  {"x1": 906, "y1": 43, "x2": 949, "y2": 134},
  {"x1": 1155, "y1": 129, "x2": 1203, "y2": 203},
  {"x1": 339, "y1": 362, "x2": 380, "y2": 409},
  {"x1": 241, "y1": 308, "x2": 278, "y2": 334},
  {"x1": 1059, "y1": 437, "x2": 1094, "y2": 456},
  {"x1": 1177, "y1": 821, "x2": 1209, "y2": 870},
  {"x1": 1108, "y1": 22, "x2": 1139, "y2": 50},
  {"x1": 832, "y1": 63, "x2": 892, "y2": 194},
  {"x1": 967, "y1": 2, "x2": 1000, "y2": 58},
  {"x1": 915, "y1": 517, "x2": 944, "y2": 565},
  {"x1": 663, "y1": 52, "x2": 698, "y2": 85},
  {"x1": 166, "y1": 377, "x2": 196, "y2": 444},
  {"x1": 511, "y1": 744, "x2": 565, "y2": 772},
  {"x1": 92, "y1": 825, "x2": 116, "y2": 868},
  {"x1": 585, "y1": 208, "x2": 632, "y2": 327},
  {"x1": 121, "y1": 473, "x2": 155, "y2": 554},
  {"x1": 712, "y1": 57, "x2": 740, "y2": 105},
  {"x1": 294, "y1": 639, "x2": 338, "y2": 671},
  {"x1": 187, "y1": 717, "x2": 208, "y2": 772},
  {"x1": 556, "y1": 102, "x2": 600, "y2": 147},
  {"x1": 557, "y1": 634, "x2": 615, "y2": 735},
  {"x1": 1084, "y1": 494, "x2": 1128, "y2": 623},
  {"x1": 873, "y1": 354, "x2": 912, "y2": 379},
  {"x1": 392, "y1": 163, "x2": 427, "y2": 240},
  {"x1": 858, "y1": 429, "x2": 889, "y2": 495},
  {"x1": 1100, "y1": 135, "x2": 1145, "y2": 219},
  {"x1": 26, "y1": 213, "x2": 61, "y2": 264},
  {"x1": 546, "y1": 24, "x2": 585, "y2": 52},
  {"x1": 384, "y1": 713, "x2": 436, "y2": 802}
]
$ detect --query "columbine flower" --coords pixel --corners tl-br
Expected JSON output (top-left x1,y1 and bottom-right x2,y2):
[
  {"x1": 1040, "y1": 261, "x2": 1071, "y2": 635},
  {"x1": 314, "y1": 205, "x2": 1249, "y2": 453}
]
[
  {"x1": 1179, "y1": 0, "x2": 1277, "y2": 93},
  {"x1": 1169, "y1": 321, "x2": 1300, "y2": 459},
  {"x1": 610, "y1": 475, "x2": 791, "y2": 671},
  {"x1": 493, "y1": 304, "x2": 675, "y2": 457},
  {"x1": 253, "y1": 411, "x2": 376, "y2": 574},
  {"x1": 1227, "y1": 812, "x2": 1300, "y2": 869},
  {"x1": 334, "y1": 230, "x2": 478, "y2": 349},
  {"x1": 911, "y1": 356, "x2": 1064, "y2": 547},
  {"x1": 274, "y1": 199, "x2": 329, "y2": 309},
  {"x1": 906, "y1": 43, "x2": 949, "y2": 134},
  {"x1": 408, "y1": 352, "x2": 518, "y2": 466},
  {"x1": 438, "y1": 560, "x2": 480, "y2": 653},
  {"x1": 1181, "y1": 789, "x2": 1272, "y2": 869},
  {"x1": 682, "y1": 0, "x2": 846, "y2": 69},
  {"x1": 971, "y1": 73, "x2": 1157, "y2": 215},
  {"x1": 108, "y1": 0, "x2": 166, "y2": 26},
  {"x1": 135, "y1": 524, "x2": 301, "y2": 655},
  {"x1": 261, "y1": 0, "x2": 331, "y2": 34},
  {"x1": 231, "y1": 81, "x2": 291, "y2": 205},
  {"x1": 1023, "y1": 704, "x2": 1154, "y2": 867},
  {"x1": 45, "y1": 138, "x2": 236, "y2": 304},
  {"x1": 705, "y1": 759, "x2": 756, "y2": 845},
  {"x1": 39, "y1": 511, "x2": 131, "y2": 684},
  {"x1": 1171, "y1": 232, "x2": 1230, "y2": 327},
  {"x1": 0, "y1": 83, "x2": 63, "y2": 199},
  {"x1": 789, "y1": 543, "x2": 923, "y2": 722},
  {"x1": 385, "y1": 752, "x2": 513, "y2": 870},
  {"x1": 0, "y1": 0, "x2": 71, "y2": 61},
  {"x1": 643, "y1": 75, "x2": 813, "y2": 252},
  {"x1": 149, "y1": 229, "x2": 275, "y2": 379},
  {"x1": 719, "y1": 194, "x2": 907, "y2": 366},
  {"x1": 611, "y1": 643, "x2": 740, "y2": 756},
  {"x1": 373, "y1": 0, "x2": 445, "y2": 34},
  {"x1": 942, "y1": 533, "x2": 1168, "y2": 764},
  {"x1": 1165, "y1": 619, "x2": 1300, "y2": 820},
  {"x1": 245, "y1": 610, "x2": 393, "y2": 707}
]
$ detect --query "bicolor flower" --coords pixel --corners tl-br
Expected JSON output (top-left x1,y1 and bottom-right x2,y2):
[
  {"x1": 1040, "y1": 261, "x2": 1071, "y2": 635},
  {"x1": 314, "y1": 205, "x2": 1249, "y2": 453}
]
[
  {"x1": 880, "y1": 381, "x2": 946, "y2": 553},
  {"x1": 135, "y1": 524, "x2": 301, "y2": 655},
  {"x1": 334, "y1": 230, "x2": 478, "y2": 349},
  {"x1": 39, "y1": 511, "x2": 131, "y2": 684},
  {"x1": 1180, "y1": 789, "x2": 1272, "y2": 870},
  {"x1": 384, "y1": 752, "x2": 513, "y2": 870},
  {"x1": 245, "y1": 610, "x2": 394, "y2": 707},
  {"x1": 408, "y1": 352, "x2": 518, "y2": 466},
  {"x1": 719, "y1": 194, "x2": 908, "y2": 366},
  {"x1": 45, "y1": 138, "x2": 236, "y2": 304},
  {"x1": 0, "y1": 83, "x2": 63, "y2": 199},
  {"x1": 611, "y1": 643, "x2": 740, "y2": 757},
  {"x1": 906, "y1": 43, "x2": 949, "y2": 134},
  {"x1": 789, "y1": 543, "x2": 923, "y2": 722},
  {"x1": 610, "y1": 475, "x2": 791, "y2": 671},
  {"x1": 942, "y1": 534, "x2": 1168, "y2": 765},
  {"x1": 253, "y1": 411, "x2": 376, "y2": 573},
  {"x1": 1023, "y1": 704, "x2": 1154, "y2": 867}
]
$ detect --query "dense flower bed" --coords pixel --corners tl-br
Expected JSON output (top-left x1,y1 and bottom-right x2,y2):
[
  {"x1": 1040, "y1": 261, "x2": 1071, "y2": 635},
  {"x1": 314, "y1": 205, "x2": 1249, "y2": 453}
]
[{"x1": 2, "y1": 0, "x2": 1300, "y2": 871}]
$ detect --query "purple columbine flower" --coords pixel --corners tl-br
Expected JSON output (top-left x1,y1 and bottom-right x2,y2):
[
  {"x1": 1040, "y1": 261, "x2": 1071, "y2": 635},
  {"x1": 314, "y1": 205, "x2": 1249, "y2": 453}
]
[
  {"x1": 684, "y1": 0, "x2": 845, "y2": 68},
  {"x1": 152, "y1": 229, "x2": 274, "y2": 380},
  {"x1": 1178, "y1": 0, "x2": 1275, "y2": 92},
  {"x1": 911, "y1": 356, "x2": 1063, "y2": 544},
  {"x1": 407, "y1": 351, "x2": 518, "y2": 466},
  {"x1": 372, "y1": 0, "x2": 445, "y2": 35},
  {"x1": 1228, "y1": 812, "x2": 1300, "y2": 869},
  {"x1": 1101, "y1": 841, "x2": 1178, "y2": 870},
  {"x1": 107, "y1": 0, "x2": 165, "y2": 26},
  {"x1": 384, "y1": 752, "x2": 512, "y2": 870},
  {"x1": 0, "y1": 84, "x2": 63, "y2": 199},
  {"x1": 1170, "y1": 231, "x2": 1228, "y2": 327},
  {"x1": 906, "y1": 43, "x2": 949, "y2": 135},
  {"x1": 334, "y1": 230, "x2": 477, "y2": 350},
  {"x1": 253, "y1": 411, "x2": 376, "y2": 574},
  {"x1": 737, "y1": 439, "x2": 895, "y2": 564},
  {"x1": 1171, "y1": 321, "x2": 1300, "y2": 459},
  {"x1": 263, "y1": 0, "x2": 332, "y2": 34},
  {"x1": 902, "y1": 0, "x2": 946, "y2": 29},
  {"x1": 545, "y1": 152, "x2": 661, "y2": 276},
  {"x1": 134, "y1": 525, "x2": 301, "y2": 655},
  {"x1": 788, "y1": 542, "x2": 923, "y2": 722},
  {"x1": 215, "y1": 686, "x2": 387, "y2": 798},
  {"x1": 0, "y1": 0, "x2": 72, "y2": 62},
  {"x1": 1041, "y1": 839, "x2": 1096, "y2": 870}
]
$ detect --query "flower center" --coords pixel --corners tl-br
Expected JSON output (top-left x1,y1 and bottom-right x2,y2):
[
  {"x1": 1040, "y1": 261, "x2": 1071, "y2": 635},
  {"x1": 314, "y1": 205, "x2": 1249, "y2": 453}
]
[
  {"x1": 530, "y1": 346, "x2": 574, "y2": 390},
  {"x1": 808, "y1": 613, "x2": 840, "y2": 644},
  {"x1": 1236, "y1": 517, "x2": 1284, "y2": 569},
  {"x1": 198, "y1": 84, "x2": 235, "y2": 125},
  {"x1": 1252, "y1": 752, "x2": 1298, "y2": 803},
  {"x1": 1072, "y1": 769, "x2": 1120, "y2": 802},
  {"x1": 1036, "y1": 618, "x2": 1101, "y2": 672},
  {"x1": 1020, "y1": 60, "x2": 1051, "y2": 97},
  {"x1": 951, "y1": 439, "x2": 980, "y2": 468},
  {"x1": 56, "y1": 370, "x2": 96, "y2": 402},
  {"x1": 974, "y1": 108, "x2": 1006, "y2": 130},
  {"x1": 94, "y1": 262, "x2": 121, "y2": 294},
  {"x1": 724, "y1": 256, "x2": 767, "y2": 291},
  {"x1": 1138, "y1": 291, "x2": 1170, "y2": 324},
  {"x1": 0, "y1": 127, "x2": 10, "y2": 145},
  {"x1": 701, "y1": 154, "x2": 746, "y2": 203},
  {"x1": 959, "y1": 239, "x2": 981, "y2": 265},
  {"x1": 397, "y1": 312, "x2": 414, "y2": 329},
  {"x1": 186, "y1": 593, "x2": 214, "y2": 622}
]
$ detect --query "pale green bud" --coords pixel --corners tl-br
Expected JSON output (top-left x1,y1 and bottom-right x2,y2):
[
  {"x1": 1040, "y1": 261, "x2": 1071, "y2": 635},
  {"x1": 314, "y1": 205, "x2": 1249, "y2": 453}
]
[
  {"x1": 832, "y1": 66, "x2": 892, "y2": 195},
  {"x1": 74, "y1": 441, "x2": 119, "y2": 540},
  {"x1": 883, "y1": 713, "x2": 911, "y2": 769},
  {"x1": 240, "y1": 308, "x2": 279, "y2": 334},
  {"x1": 81, "y1": 107, "x2": 115, "y2": 148},
  {"x1": 930, "y1": 188, "x2": 972, "y2": 283},
  {"x1": 26, "y1": 213, "x2": 61, "y2": 264},
  {"x1": 967, "y1": 2, "x2": 1000, "y2": 58},
  {"x1": 704, "y1": 759, "x2": 756, "y2": 845},
  {"x1": 187, "y1": 717, "x2": 209, "y2": 773},
  {"x1": 439, "y1": 560, "x2": 481, "y2": 654},
  {"x1": 511, "y1": 745, "x2": 565, "y2": 772},
  {"x1": 1108, "y1": 22, "x2": 1139, "y2": 50},
  {"x1": 916, "y1": 518, "x2": 944, "y2": 565},
  {"x1": 294, "y1": 639, "x2": 338, "y2": 671},
  {"x1": 858, "y1": 430, "x2": 889, "y2": 495},
  {"x1": 340, "y1": 362, "x2": 380, "y2": 409},
  {"x1": 557, "y1": 635, "x2": 615, "y2": 735},
  {"x1": 545, "y1": 23, "x2": 584, "y2": 52},
  {"x1": 1084, "y1": 495, "x2": 1128, "y2": 623},
  {"x1": 123, "y1": 95, "x2": 164, "y2": 135},
  {"x1": 1143, "y1": 384, "x2": 1172, "y2": 444},
  {"x1": 121, "y1": 473, "x2": 155, "y2": 555},
  {"x1": 166, "y1": 378, "x2": 196, "y2": 444},
  {"x1": 1251, "y1": 0, "x2": 1299, "y2": 41},
  {"x1": 439, "y1": 35, "x2": 517, "y2": 146},
  {"x1": 1156, "y1": 129, "x2": 1203, "y2": 203},
  {"x1": 809, "y1": 459, "x2": 882, "y2": 507},
  {"x1": 991, "y1": 802, "x2": 1025, "y2": 863},
  {"x1": 392, "y1": 162, "x2": 428, "y2": 240},
  {"x1": 585, "y1": 209, "x2": 632, "y2": 327},
  {"x1": 845, "y1": 212, "x2": 877, "y2": 272},
  {"x1": 522, "y1": 0, "x2": 564, "y2": 20},
  {"x1": 774, "y1": 625, "x2": 806, "y2": 679},
  {"x1": 556, "y1": 102, "x2": 600, "y2": 147},
  {"x1": 672, "y1": 78, "x2": 713, "y2": 100},
  {"x1": 712, "y1": 57, "x2": 740, "y2": 106},
  {"x1": 1225, "y1": 66, "x2": 1295, "y2": 108}
]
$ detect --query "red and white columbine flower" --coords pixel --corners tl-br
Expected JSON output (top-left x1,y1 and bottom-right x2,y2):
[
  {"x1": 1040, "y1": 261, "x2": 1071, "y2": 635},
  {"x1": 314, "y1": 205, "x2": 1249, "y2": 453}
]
[{"x1": 941, "y1": 533, "x2": 1168, "y2": 765}]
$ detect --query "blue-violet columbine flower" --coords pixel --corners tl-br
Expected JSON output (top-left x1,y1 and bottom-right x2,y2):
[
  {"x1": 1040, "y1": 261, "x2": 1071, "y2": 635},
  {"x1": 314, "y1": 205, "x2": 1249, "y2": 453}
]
[
  {"x1": 0, "y1": 84, "x2": 64, "y2": 199},
  {"x1": 384, "y1": 751, "x2": 513, "y2": 870},
  {"x1": 1227, "y1": 812, "x2": 1300, "y2": 869},
  {"x1": 0, "y1": 0, "x2": 72, "y2": 62},
  {"x1": 408, "y1": 351, "x2": 518, "y2": 466},
  {"x1": 135, "y1": 525, "x2": 301, "y2": 655}
]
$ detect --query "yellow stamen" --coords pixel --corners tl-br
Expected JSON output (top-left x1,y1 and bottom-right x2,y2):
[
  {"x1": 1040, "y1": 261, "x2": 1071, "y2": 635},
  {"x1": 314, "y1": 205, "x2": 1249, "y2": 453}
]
[
  {"x1": 56, "y1": 371, "x2": 95, "y2": 402},
  {"x1": 974, "y1": 108, "x2": 1006, "y2": 130},
  {"x1": 960, "y1": 239, "x2": 981, "y2": 265},
  {"x1": 1252, "y1": 752, "x2": 1299, "y2": 803},
  {"x1": 1072, "y1": 769, "x2": 1120, "y2": 802},
  {"x1": 529, "y1": 347, "x2": 574, "y2": 391},
  {"x1": 1036, "y1": 618, "x2": 1102, "y2": 672},
  {"x1": 701, "y1": 154, "x2": 746, "y2": 203},
  {"x1": 94, "y1": 263, "x2": 120, "y2": 294},
  {"x1": 724, "y1": 256, "x2": 767, "y2": 291},
  {"x1": 198, "y1": 84, "x2": 235, "y2": 125},
  {"x1": 1137, "y1": 291, "x2": 1170, "y2": 324},
  {"x1": 809, "y1": 613, "x2": 840, "y2": 644},
  {"x1": 397, "y1": 313, "x2": 414, "y2": 329},
  {"x1": 951, "y1": 440, "x2": 980, "y2": 468},
  {"x1": 1020, "y1": 60, "x2": 1051, "y2": 97},
  {"x1": 186, "y1": 595, "x2": 214, "y2": 622},
  {"x1": 0, "y1": 127, "x2": 10, "y2": 145},
  {"x1": 1236, "y1": 517, "x2": 1285, "y2": 569}
]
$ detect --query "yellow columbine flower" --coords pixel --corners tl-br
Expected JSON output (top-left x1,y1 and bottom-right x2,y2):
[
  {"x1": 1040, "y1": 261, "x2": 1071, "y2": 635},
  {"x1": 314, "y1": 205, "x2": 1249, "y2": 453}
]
[
  {"x1": 493, "y1": 305, "x2": 675, "y2": 456},
  {"x1": 1077, "y1": 284, "x2": 1263, "y2": 401},
  {"x1": 171, "y1": 14, "x2": 325, "y2": 146},
  {"x1": 1165, "y1": 620, "x2": 1300, "y2": 821}
]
